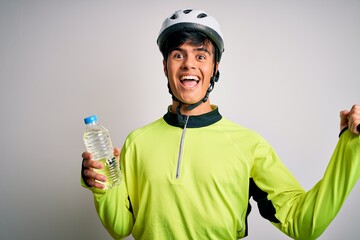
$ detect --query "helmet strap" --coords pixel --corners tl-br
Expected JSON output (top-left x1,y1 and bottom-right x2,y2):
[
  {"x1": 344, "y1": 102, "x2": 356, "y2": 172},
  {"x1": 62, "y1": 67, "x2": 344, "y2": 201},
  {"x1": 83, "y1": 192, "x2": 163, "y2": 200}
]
[{"x1": 168, "y1": 70, "x2": 219, "y2": 112}]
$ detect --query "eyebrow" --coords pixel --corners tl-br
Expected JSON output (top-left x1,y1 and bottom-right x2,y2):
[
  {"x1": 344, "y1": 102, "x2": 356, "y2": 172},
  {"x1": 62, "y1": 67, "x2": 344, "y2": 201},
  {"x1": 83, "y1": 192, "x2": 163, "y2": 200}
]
[
  {"x1": 196, "y1": 47, "x2": 212, "y2": 55},
  {"x1": 171, "y1": 46, "x2": 212, "y2": 55}
]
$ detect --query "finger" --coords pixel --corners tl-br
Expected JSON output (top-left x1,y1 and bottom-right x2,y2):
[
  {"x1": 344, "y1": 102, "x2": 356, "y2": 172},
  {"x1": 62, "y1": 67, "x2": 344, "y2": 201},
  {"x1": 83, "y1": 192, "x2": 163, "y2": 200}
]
[
  {"x1": 81, "y1": 151, "x2": 93, "y2": 160},
  {"x1": 114, "y1": 147, "x2": 121, "y2": 157},
  {"x1": 114, "y1": 147, "x2": 121, "y2": 162},
  {"x1": 92, "y1": 181, "x2": 106, "y2": 189},
  {"x1": 83, "y1": 169, "x2": 107, "y2": 183},
  {"x1": 349, "y1": 116, "x2": 360, "y2": 134},
  {"x1": 82, "y1": 158, "x2": 104, "y2": 169},
  {"x1": 340, "y1": 110, "x2": 350, "y2": 121},
  {"x1": 349, "y1": 121, "x2": 360, "y2": 134},
  {"x1": 340, "y1": 110, "x2": 350, "y2": 131},
  {"x1": 348, "y1": 105, "x2": 360, "y2": 134},
  {"x1": 350, "y1": 104, "x2": 360, "y2": 113},
  {"x1": 86, "y1": 178, "x2": 106, "y2": 189}
]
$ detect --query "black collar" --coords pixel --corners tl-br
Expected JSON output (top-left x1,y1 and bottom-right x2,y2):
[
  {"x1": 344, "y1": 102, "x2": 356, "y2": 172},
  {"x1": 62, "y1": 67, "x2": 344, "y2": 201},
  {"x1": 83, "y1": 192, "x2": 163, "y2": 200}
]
[{"x1": 163, "y1": 106, "x2": 222, "y2": 128}]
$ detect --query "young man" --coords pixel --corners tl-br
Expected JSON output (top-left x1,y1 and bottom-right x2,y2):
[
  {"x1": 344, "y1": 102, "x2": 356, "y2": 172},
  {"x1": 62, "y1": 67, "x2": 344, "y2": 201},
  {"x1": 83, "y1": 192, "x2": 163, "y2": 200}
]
[{"x1": 82, "y1": 9, "x2": 360, "y2": 239}]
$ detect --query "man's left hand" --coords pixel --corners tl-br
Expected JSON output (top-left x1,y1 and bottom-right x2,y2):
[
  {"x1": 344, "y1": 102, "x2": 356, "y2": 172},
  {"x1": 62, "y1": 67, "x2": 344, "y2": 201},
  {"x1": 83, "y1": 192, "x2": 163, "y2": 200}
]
[{"x1": 340, "y1": 104, "x2": 360, "y2": 135}]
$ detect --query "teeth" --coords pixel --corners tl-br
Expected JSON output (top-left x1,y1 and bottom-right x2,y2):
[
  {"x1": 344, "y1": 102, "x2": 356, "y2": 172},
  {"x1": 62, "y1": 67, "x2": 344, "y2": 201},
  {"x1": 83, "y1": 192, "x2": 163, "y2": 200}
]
[{"x1": 181, "y1": 75, "x2": 199, "y2": 81}]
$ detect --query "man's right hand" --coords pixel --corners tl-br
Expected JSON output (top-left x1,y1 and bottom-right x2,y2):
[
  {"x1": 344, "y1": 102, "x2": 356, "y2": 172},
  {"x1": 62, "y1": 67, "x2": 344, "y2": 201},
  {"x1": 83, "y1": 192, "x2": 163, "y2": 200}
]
[
  {"x1": 82, "y1": 151, "x2": 107, "y2": 189},
  {"x1": 82, "y1": 147, "x2": 121, "y2": 189}
]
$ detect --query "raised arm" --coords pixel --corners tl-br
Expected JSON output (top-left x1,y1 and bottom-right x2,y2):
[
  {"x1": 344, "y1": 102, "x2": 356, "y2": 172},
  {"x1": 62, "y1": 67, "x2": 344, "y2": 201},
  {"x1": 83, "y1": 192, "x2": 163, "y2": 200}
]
[{"x1": 252, "y1": 105, "x2": 360, "y2": 239}]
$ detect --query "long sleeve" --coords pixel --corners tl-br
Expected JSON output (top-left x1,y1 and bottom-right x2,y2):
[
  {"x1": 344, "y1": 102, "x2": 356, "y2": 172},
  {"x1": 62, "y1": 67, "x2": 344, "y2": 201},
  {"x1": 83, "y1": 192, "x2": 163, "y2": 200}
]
[
  {"x1": 81, "y1": 171, "x2": 134, "y2": 239},
  {"x1": 252, "y1": 129, "x2": 360, "y2": 239}
]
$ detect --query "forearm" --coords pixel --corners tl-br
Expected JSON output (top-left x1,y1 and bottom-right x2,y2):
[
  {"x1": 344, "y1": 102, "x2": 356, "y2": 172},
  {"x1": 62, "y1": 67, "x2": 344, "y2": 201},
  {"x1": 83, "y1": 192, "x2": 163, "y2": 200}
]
[
  {"x1": 276, "y1": 130, "x2": 360, "y2": 239},
  {"x1": 81, "y1": 177, "x2": 134, "y2": 239}
]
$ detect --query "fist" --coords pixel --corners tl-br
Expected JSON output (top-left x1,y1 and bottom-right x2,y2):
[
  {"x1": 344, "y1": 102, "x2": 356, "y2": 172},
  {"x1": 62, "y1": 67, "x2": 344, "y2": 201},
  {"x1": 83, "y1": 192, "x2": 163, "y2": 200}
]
[{"x1": 340, "y1": 104, "x2": 360, "y2": 135}]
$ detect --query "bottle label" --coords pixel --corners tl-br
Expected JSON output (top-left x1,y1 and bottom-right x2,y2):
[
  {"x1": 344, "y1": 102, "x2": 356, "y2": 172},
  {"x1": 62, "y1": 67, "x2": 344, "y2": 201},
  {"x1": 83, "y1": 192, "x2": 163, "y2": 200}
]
[{"x1": 106, "y1": 156, "x2": 116, "y2": 165}]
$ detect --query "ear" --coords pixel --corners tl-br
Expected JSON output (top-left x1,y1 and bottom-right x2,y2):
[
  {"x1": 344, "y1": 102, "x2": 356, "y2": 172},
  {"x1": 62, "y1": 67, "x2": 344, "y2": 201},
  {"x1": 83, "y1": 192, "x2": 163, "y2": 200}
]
[
  {"x1": 163, "y1": 60, "x2": 168, "y2": 77},
  {"x1": 215, "y1": 62, "x2": 219, "y2": 74},
  {"x1": 212, "y1": 62, "x2": 220, "y2": 83}
]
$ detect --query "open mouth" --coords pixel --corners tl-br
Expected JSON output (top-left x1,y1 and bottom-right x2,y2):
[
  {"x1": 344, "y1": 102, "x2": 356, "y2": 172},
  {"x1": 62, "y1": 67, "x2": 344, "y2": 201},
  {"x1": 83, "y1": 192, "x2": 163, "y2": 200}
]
[{"x1": 180, "y1": 75, "x2": 200, "y2": 88}]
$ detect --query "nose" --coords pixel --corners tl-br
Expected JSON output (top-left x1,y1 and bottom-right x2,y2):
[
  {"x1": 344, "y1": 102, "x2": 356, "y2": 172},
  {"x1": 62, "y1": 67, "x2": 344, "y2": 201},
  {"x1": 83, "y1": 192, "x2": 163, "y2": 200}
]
[{"x1": 181, "y1": 56, "x2": 196, "y2": 70}]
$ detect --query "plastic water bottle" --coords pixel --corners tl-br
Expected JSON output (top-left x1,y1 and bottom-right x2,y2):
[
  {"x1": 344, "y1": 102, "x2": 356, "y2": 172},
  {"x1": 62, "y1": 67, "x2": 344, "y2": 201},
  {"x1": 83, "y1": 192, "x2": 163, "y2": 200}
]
[{"x1": 83, "y1": 115, "x2": 121, "y2": 190}]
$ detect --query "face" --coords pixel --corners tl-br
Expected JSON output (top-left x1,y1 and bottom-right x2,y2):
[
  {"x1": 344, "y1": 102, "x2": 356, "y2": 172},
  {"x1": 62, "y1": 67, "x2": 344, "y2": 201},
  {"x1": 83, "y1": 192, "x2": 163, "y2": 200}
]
[{"x1": 163, "y1": 41, "x2": 218, "y2": 106}]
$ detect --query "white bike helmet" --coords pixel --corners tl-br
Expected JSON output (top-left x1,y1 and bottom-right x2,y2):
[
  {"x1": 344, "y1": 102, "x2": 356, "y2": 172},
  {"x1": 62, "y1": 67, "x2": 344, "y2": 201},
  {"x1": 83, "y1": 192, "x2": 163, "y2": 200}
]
[{"x1": 157, "y1": 9, "x2": 224, "y2": 61}]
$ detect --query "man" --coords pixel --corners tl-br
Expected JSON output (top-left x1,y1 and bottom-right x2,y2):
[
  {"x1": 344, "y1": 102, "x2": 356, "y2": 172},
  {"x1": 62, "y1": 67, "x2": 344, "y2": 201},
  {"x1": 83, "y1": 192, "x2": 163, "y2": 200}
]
[{"x1": 82, "y1": 9, "x2": 360, "y2": 239}]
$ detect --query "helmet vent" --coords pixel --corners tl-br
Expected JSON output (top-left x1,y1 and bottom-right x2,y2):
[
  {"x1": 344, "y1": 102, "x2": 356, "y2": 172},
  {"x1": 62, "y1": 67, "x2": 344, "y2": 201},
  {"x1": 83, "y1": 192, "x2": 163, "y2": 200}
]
[
  {"x1": 170, "y1": 13, "x2": 178, "y2": 20},
  {"x1": 183, "y1": 9, "x2": 193, "y2": 14},
  {"x1": 197, "y1": 13, "x2": 207, "y2": 18}
]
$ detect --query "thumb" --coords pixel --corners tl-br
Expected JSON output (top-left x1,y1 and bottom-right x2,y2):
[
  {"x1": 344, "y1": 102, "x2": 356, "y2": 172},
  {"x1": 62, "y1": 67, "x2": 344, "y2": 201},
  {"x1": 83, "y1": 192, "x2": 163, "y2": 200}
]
[
  {"x1": 340, "y1": 110, "x2": 350, "y2": 131},
  {"x1": 114, "y1": 147, "x2": 121, "y2": 161}
]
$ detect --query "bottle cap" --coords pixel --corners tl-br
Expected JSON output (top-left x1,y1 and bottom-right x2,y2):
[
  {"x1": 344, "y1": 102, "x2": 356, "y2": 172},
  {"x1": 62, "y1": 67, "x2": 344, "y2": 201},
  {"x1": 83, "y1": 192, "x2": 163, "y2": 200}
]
[{"x1": 84, "y1": 115, "x2": 98, "y2": 124}]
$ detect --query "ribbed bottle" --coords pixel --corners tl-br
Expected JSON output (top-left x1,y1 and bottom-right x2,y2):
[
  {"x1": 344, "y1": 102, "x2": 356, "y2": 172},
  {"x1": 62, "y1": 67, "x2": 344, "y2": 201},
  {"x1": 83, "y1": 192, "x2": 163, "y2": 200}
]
[{"x1": 83, "y1": 115, "x2": 120, "y2": 189}]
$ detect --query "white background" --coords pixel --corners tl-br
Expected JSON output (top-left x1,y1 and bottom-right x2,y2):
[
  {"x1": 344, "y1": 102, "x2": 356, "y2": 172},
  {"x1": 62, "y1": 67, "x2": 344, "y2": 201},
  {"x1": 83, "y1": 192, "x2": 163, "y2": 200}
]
[{"x1": 1, "y1": 0, "x2": 359, "y2": 239}]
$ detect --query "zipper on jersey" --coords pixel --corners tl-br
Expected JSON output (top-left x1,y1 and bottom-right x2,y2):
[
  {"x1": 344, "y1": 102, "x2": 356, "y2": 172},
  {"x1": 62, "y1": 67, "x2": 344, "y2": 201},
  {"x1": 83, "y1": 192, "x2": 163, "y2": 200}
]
[{"x1": 176, "y1": 115, "x2": 189, "y2": 179}]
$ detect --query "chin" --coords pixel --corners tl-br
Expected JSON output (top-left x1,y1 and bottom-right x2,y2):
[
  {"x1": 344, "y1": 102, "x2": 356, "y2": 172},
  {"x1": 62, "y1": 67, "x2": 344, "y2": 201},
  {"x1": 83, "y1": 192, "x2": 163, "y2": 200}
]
[{"x1": 181, "y1": 98, "x2": 201, "y2": 105}]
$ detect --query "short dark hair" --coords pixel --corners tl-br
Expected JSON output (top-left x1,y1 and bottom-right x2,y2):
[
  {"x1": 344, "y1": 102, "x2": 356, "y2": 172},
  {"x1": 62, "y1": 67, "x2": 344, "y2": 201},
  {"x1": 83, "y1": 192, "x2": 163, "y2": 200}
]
[{"x1": 160, "y1": 30, "x2": 220, "y2": 63}]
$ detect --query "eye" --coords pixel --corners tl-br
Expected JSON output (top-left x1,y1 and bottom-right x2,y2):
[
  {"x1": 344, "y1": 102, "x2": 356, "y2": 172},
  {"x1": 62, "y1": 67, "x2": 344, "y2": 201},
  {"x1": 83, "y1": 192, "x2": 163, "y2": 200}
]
[
  {"x1": 197, "y1": 54, "x2": 206, "y2": 60},
  {"x1": 171, "y1": 52, "x2": 183, "y2": 59}
]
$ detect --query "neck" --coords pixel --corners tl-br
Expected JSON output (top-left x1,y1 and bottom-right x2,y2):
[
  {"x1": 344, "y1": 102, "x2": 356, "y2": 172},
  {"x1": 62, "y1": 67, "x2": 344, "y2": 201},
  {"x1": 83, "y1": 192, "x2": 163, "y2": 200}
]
[{"x1": 171, "y1": 99, "x2": 212, "y2": 116}]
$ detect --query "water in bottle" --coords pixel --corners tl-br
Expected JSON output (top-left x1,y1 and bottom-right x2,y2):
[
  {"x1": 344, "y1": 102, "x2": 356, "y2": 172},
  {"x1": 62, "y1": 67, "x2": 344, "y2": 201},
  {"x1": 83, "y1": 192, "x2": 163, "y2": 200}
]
[{"x1": 83, "y1": 115, "x2": 121, "y2": 190}]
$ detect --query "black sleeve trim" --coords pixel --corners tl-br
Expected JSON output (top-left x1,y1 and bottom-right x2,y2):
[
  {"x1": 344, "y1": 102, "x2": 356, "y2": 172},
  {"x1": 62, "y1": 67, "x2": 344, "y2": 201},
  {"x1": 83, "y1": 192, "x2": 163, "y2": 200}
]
[
  {"x1": 244, "y1": 197, "x2": 252, "y2": 237},
  {"x1": 128, "y1": 196, "x2": 133, "y2": 214},
  {"x1": 249, "y1": 178, "x2": 280, "y2": 223},
  {"x1": 339, "y1": 126, "x2": 348, "y2": 138}
]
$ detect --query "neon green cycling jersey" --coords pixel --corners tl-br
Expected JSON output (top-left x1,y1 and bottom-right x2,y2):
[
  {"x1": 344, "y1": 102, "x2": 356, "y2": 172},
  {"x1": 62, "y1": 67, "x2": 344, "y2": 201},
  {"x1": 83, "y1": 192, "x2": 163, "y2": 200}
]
[{"x1": 83, "y1": 106, "x2": 360, "y2": 239}]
